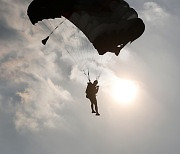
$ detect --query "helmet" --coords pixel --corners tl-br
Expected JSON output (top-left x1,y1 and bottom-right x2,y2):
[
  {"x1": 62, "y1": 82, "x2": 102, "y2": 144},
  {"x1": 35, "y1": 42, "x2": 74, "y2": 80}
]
[{"x1": 93, "y1": 80, "x2": 98, "y2": 85}]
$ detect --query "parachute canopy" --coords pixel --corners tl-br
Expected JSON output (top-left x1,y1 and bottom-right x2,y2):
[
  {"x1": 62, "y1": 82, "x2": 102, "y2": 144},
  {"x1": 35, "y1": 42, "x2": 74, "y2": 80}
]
[{"x1": 27, "y1": 0, "x2": 145, "y2": 56}]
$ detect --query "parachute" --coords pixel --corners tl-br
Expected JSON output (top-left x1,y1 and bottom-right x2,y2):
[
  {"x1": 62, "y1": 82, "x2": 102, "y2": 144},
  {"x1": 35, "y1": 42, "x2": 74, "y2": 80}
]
[{"x1": 27, "y1": 0, "x2": 145, "y2": 56}]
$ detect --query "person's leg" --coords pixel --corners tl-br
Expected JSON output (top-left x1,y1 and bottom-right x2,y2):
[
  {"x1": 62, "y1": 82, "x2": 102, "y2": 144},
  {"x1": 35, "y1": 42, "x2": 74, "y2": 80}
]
[
  {"x1": 90, "y1": 99, "x2": 96, "y2": 113},
  {"x1": 93, "y1": 98, "x2": 100, "y2": 116}
]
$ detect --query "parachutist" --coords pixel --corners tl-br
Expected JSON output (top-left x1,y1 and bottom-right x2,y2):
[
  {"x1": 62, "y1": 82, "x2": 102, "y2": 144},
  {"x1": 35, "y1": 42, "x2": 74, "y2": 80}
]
[{"x1": 86, "y1": 80, "x2": 100, "y2": 116}]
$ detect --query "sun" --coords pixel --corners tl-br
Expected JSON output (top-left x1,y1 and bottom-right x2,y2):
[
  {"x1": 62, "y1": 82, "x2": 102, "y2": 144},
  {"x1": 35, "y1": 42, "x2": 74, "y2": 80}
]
[{"x1": 110, "y1": 78, "x2": 138, "y2": 104}]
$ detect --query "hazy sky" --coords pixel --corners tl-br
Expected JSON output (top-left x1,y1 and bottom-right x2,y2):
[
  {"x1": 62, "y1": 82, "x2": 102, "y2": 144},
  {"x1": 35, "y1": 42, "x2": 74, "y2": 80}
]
[{"x1": 0, "y1": 0, "x2": 180, "y2": 154}]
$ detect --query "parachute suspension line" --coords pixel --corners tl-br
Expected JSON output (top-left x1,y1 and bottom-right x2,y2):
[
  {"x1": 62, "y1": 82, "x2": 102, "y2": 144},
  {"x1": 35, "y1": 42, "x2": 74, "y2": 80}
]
[
  {"x1": 95, "y1": 55, "x2": 102, "y2": 80},
  {"x1": 33, "y1": 20, "x2": 55, "y2": 43},
  {"x1": 89, "y1": 47, "x2": 101, "y2": 82},
  {"x1": 76, "y1": 31, "x2": 90, "y2": 66},
  {"x1": 50, "y1": 19, "x2": 66, "y2": 36},
  {"x1": 95, "y1": 55, "x2": 101, "y2": 81},
  {"x1": 69, "y1": 29, "x2": 93, "y2": 82},
  {"x1": 42, "y1": 19, "x2": 66, "y2": 45},
  {"x1": 82, "y1": 70, "x2": 88, "y2": 81},
  {"x1": 88, "y1": 69, "x2": 91, "y2": 82},
  {"x1": 40, "y1": 19, "x2": 89, "y2": 82},
  {"x1": 96, "y1": 51, "x2": 114, "y2": 81},
  {"x1": 38, "y1": 20, "x2": 53, "y2": 34},
  {"x1": 66, "y1": 48, "x2": 91, "y2": 82},
  {"x1": 66, "y1": 49, "x2": 79, "y2": 66},
  {"x1": 82, "y1": 69, "x2": 91, "y2": 82}
]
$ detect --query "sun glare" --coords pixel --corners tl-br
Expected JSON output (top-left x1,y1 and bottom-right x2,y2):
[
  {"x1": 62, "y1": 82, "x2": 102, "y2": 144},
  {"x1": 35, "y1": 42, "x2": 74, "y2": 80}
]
[{"x1": 111, "y1": 78, "x2": 138, "y2": 104}]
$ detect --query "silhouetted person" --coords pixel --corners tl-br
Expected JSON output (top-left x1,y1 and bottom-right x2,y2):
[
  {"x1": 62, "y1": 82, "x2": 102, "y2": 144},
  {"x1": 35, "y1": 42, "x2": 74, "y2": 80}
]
[{"x1": 86, "y1": 80, "x2": 100, "y2": 116}]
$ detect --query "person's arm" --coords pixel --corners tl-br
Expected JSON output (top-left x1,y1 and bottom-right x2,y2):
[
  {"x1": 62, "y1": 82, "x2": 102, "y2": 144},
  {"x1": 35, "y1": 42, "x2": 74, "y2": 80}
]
[{"x1": 95, "y1": 85, "x2": 99, "y2": 93}]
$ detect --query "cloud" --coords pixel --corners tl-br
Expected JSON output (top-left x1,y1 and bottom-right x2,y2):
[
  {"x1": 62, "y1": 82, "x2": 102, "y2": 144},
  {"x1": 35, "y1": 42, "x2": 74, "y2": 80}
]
[
  {"x1": 0, "y1": 20, "x2": 20, "y2": 41},
  {"x1": 15, "y1": 78, "x2": 72, "y2": 131},
  {"x1": 0, "y1": 40, "x2": 73, "y2": 132},
  {"x1": 140, "y1": 2, "x2": 169, "y2": 26},
  {"x1": 0, "y1": 0, "x2": 74, "y2": 132}
]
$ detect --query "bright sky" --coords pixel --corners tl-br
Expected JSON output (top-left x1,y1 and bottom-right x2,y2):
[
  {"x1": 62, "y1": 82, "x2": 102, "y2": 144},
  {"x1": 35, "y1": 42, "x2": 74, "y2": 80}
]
[
  {"x1": 0, "y1": 0, "x2": 180, "y2": 154},
  {"x1": 110, "y1": 78, "x2": 139, "y2": 104}
]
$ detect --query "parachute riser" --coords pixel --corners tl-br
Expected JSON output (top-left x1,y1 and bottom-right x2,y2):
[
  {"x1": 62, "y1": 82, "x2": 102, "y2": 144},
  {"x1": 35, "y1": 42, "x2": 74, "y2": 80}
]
[
  {"x1": 82, "y1": 69, "x2": 101, "y2": 83},
  {"x1": 82, "y1": 69, "x2": 91, "y2": 82}
]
